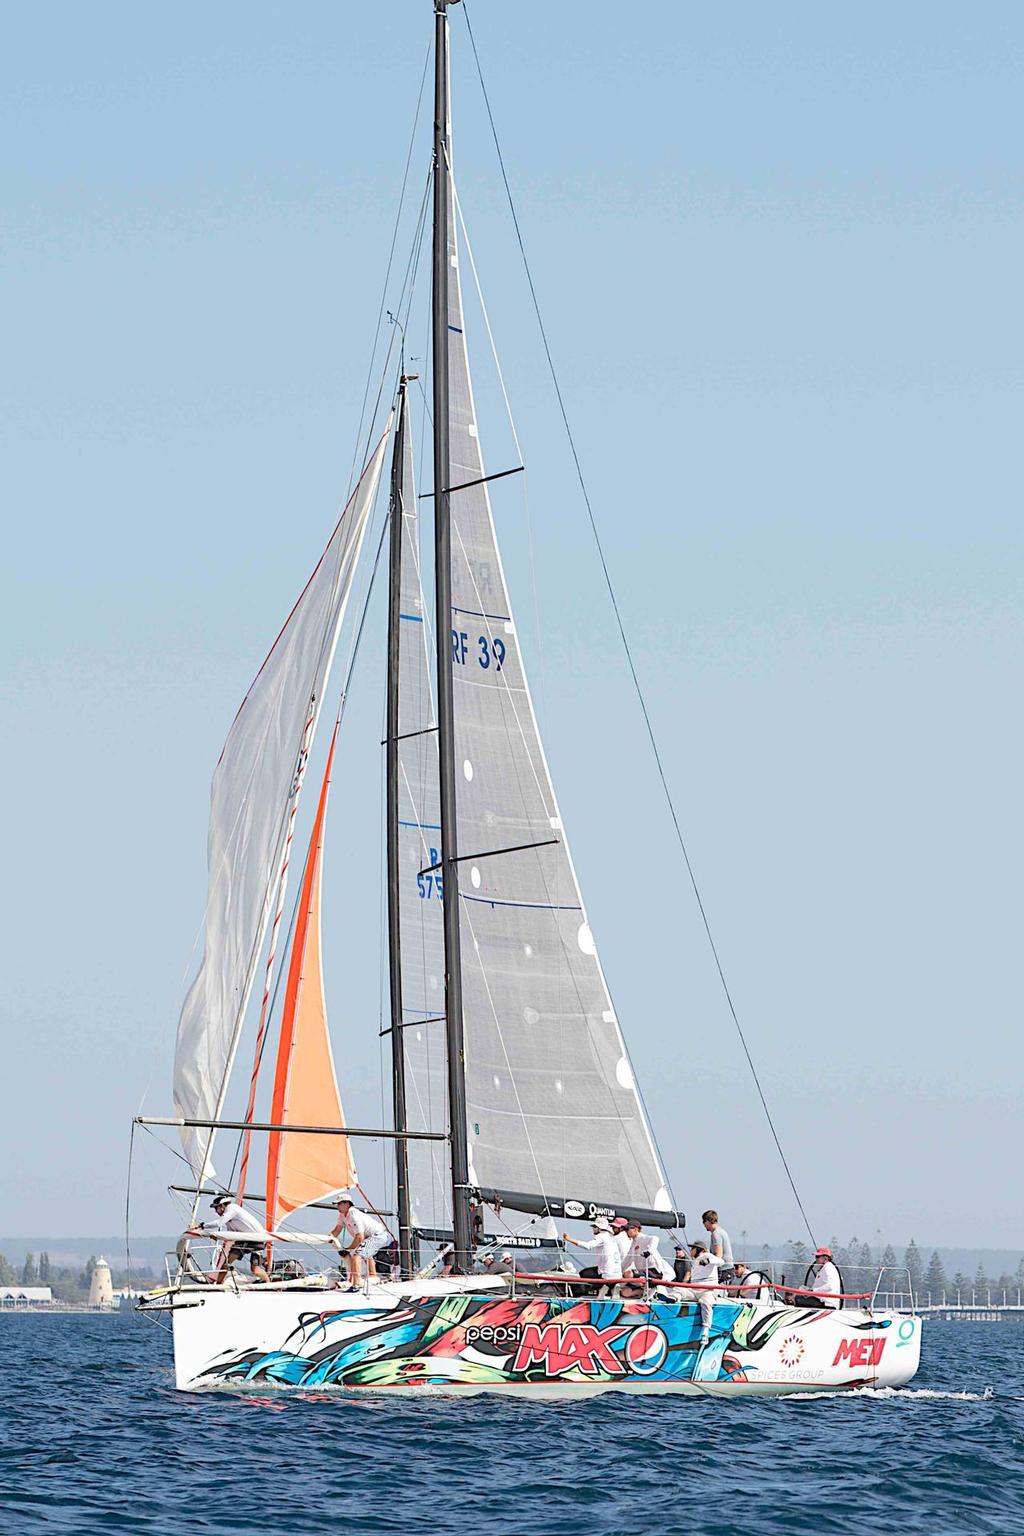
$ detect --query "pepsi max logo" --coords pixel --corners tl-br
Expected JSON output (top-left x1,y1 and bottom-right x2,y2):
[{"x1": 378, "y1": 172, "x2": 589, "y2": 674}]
[
  {"x1": 624, "y1": 1325, "x2": 668, "y2": 1376},
  {"x1": 465, "y1": 1324, "x2": 523, "y2": 1346}
]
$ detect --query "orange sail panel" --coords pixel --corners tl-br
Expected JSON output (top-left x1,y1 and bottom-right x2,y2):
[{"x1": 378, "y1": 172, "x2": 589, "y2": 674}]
[{"x1": 265, "y1": 727, "x2": 355, "y2": 1232}]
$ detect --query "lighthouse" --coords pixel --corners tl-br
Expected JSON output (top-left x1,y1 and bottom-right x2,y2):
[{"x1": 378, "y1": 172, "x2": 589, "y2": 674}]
[{"x1": 88, "y1": 1256, "x2": 114, "y2": 1308}]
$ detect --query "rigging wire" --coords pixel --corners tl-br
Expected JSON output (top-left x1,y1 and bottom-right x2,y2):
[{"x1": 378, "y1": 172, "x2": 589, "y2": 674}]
[
  {"x1": 124, "y1": 1120, "x2": 136, "y2": 1303},
  {"x1": 345, "y1": 40, "x2": 431, "y2": 501},
  {"x1": 461, "y1": 2, "x2": 816, "y2": 1246},
  {"x1": 377, "y1": 663, "x2": 391, "y2": 1207}
]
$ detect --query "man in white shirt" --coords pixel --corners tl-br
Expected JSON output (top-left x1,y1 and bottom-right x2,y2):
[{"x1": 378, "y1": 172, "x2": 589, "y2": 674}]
[
  {"x1": 733, "y1": 1259, "x2": 772, "y2": 1302},
  {"x1": 330, "y1": 1197, "x2": 389, "y2": 1291},
  {"x1": 673, "y1": 1241, "x2": 721, "y2": 1341},
  {"x1": 202, "y1": 1193, "x2": 269, "y2": 1284},
  {"x1": 622, "y1": 1221, "x2": 674, "y2": 1284},
  {"x1": 807, "y1": 1245, "x2": 842, "y2": 1308},
  {"x1": 562, "y1": 1217, "x2": 623, "y2": 1291},
  {"x1": 611, "y1": 1217, "x2": 631, "y2": 1267}
]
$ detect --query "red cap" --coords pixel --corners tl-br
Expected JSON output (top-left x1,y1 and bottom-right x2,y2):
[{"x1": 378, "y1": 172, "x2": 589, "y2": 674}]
[
  {"x1": 611, "y1": 1217, "x2": 629, "y2": 1230},
  {"x1": 815, "y1": 1245, "x2": 832, "y2": 1258}
]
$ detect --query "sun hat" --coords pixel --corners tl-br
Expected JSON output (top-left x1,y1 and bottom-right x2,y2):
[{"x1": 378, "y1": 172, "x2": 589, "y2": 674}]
[{"x1": 591, "y1": 1217, "x2": 612, "y2": 1233}]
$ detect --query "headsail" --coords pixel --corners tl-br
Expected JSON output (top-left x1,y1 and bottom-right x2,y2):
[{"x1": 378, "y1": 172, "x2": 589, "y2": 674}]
[
  {"x1": 442, "y1": 176, "x2": 671, "y2": 1213},
  {"x1": 265, "y1": 726, "x2": 355, "y2": 1232},
  {"x1": 172, "y1": 428, "x2": 389, "y2": 1183}
]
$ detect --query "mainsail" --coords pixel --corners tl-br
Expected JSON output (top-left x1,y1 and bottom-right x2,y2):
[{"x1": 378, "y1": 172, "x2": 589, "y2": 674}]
[
  {"x1": 172, "y1": 430, "x2": 389, "y2": 1182},
  {"x1": 265, "y1": 726, "x2": 355, "y2": 1231},
  {"x1": 442, "y1": 174, "x2": 671, "y2": 1212}
]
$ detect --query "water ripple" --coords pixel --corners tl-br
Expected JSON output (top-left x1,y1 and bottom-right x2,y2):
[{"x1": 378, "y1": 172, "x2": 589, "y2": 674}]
[{"x1": 0, "y1": 1315, "x2": 1020, "y2": 1534}]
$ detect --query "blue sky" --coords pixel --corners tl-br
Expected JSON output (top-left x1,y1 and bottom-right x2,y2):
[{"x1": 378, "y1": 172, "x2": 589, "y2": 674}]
[{"x1": 1, "y1": 2, "x2": 1020, "y2": 1246}]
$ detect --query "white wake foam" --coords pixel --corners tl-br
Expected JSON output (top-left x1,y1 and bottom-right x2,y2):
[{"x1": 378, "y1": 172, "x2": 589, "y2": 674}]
[{"x1": 788, "y1": 1385, "x2": 993, "y2": 1402}]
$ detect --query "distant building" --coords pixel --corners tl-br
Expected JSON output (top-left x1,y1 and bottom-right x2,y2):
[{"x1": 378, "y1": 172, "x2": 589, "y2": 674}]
[
  {"x1": 88, "y1": 1256, "x2": 114, "y2": 1308},
  {"x1": 0, "y1": 1287, "x2": 54, "y2": 1306}
]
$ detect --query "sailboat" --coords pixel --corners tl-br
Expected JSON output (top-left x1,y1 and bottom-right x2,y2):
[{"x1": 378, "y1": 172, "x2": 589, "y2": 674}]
[{"x1": 136, "y1": 1, "x2": 922, "y2": 1396}]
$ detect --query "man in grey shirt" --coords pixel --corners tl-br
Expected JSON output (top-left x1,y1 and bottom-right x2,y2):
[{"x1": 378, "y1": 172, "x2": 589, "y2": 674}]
[{"x1": 702, "y1": 1209, "x2": 734, "y2": 1282}]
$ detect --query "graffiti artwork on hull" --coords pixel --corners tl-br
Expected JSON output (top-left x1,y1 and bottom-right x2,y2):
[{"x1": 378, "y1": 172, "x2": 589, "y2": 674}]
[{"x1": 205, "y1": 1294, "x2": 890, "y2": 1389}]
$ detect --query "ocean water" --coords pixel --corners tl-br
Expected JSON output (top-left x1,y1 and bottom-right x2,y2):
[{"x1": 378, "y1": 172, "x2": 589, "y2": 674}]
[{"x1": 1, "y1": 1314, "x2": 1021, "y2": 1534}]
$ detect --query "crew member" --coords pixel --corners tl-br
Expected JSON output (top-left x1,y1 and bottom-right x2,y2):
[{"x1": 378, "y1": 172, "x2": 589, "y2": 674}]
[
  {"x1": 807, "y1": 1245, "x2": 842, "y2": 1308},
  {"x1": 611, "y1": 1217, "x2": 631, "y2": 1267},
  {"x1": 734, "y1": 1259, "x2": 771, "y2": 1301},
  {"x1": 673, "y1": 1242, "x2": 692, "y2": 1282},
  {"x1": 562, "y1": 1217, "x2": 623, "y2": 1291},
  {"x1": 200, "y1": 1193, "x2": 269, "y2": 1285},
  {"x1": 330, "y1": 1197, "x2": 389, "y2": 1291},
  {"x1": 622, "y1": 1220, "x2": 674, "y2": 1283},
  {"x1": 479, "y1": 1251, "x2": 516, "y2": 1277},
  {"x1": 674, "y1": 1240, "x2": 721, "y2": 1342},
  {"x1": 702, "y1": 1209, "x2": 734, "y2": 1283}
]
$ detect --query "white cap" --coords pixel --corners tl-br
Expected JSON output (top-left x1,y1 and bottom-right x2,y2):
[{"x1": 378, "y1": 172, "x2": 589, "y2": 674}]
[{"x1": 591, "y1": 1216, "x2": 612, "y2": 1233}]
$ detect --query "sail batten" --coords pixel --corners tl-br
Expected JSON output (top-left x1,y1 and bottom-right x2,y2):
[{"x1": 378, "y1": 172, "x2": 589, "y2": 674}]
[{"x1": 172, "y1": 429, "x2": 389, "y2": 1185}]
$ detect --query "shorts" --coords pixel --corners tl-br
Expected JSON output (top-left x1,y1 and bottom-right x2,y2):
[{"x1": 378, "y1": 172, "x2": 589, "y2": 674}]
[
  {"x1": 228, "y1": 1240, "x2": 263, "y2": 1263},
  {"x1": 362, "y1": 1233, "x2": 389, "y2": 1261}
]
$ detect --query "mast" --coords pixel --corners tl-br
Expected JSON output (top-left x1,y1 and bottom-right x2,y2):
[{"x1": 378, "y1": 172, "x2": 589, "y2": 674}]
[
  {"x1": 432, "y1": 0, "x2": 473, "y2": 1271},
  {"x1": 385, "y1": 376, "x2": 414, "y2": 1278}
]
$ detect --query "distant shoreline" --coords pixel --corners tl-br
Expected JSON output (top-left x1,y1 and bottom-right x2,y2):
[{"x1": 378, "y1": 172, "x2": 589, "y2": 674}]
[{"x1": 0, "y1": 1305, "x2": 127, "y2": 1317}]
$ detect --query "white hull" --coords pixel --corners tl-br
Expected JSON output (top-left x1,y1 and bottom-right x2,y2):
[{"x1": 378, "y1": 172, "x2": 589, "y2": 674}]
[{"x1": 148, "y1": 1280, "x2": 923, "y2": 1397}]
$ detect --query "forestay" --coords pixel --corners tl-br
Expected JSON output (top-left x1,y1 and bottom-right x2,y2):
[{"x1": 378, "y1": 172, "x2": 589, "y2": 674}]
[
  {"x1": 394, "y1": 407, "x2": 450, "y2": 1234},
  {"x1": 173, "y1": 432, "x2": 389, "y2": 1183},
  {"x1": 443, "y1": 172, "x2": 671, "y2": 1212}
]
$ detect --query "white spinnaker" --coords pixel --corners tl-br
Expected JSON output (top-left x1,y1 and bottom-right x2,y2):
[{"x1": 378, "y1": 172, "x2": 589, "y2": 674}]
[
  {"x1": 443, "y1": 172, "x2": 670, "y2": 1211},
  {"x1": 394, "y1": 405, "x2": 450, "y2": 1235},
  {"x1": 173, "y1": 429, "x2": 390, "y2": 1182}
]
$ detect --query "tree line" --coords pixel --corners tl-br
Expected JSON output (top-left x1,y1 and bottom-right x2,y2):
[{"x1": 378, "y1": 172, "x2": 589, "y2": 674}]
[
  {"x1": 762, "y1": 1236, "x2": 1024, "y2": 1299},
  {"x1": 0, "y1": 1252, "x2": 156, "y2": 1301}
]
